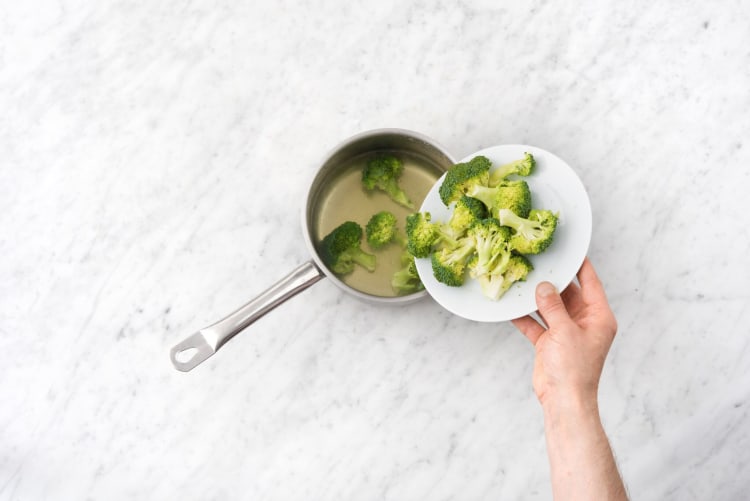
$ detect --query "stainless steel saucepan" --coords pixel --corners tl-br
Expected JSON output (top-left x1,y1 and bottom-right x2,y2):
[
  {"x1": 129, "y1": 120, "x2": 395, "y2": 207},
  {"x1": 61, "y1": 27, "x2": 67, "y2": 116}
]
[{"x1": 170, "y1": 129, "x2": 456, "y2": 371}]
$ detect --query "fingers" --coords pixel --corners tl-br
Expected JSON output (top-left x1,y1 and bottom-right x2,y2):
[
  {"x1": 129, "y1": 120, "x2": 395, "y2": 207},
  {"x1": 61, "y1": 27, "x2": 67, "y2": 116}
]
[
  {"x1": 560, "y1": 280, "x2": 584, "y2": 314},
  {"x1": 578, "y1": 257, "x2": 618, "y2": 334},
  {"x1": 512, "y1": 315, "x2": 545, "y2": 345},
  {"x1": 513, "y1": 277, "x2": 585, "y2": 345},
  {"x1": 535, "y1": 282, "x2": 572, "y2": 328},
  {"x1": 577, "y1": 257, "x2": 609, "y2": 305}
]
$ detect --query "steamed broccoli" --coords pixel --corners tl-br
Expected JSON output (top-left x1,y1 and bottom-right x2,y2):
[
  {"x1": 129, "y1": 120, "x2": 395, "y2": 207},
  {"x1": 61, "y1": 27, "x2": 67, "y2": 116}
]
[
  {"x1": 411, "y1": 151, "x2": 557, "y2": 301},
  {"x1": 430, "y1": 236, "x2": 476, "y2": 287},
  {"x1": 405, "y1": 212, "x2": 438, "y2": 258},
  {"x1": 362, "y1": 154, "x2": 414, "y2": 209},
  {"x1": 445, "y1": 195, "x2": 487, "y2": 239},
  {"x1": 488, "y1": 152, "x2": 536, "y2": 186},
  {"x1": 466, "y1": 179, "x2": 532, "y2": 218},
  {"x1": 405, "y1": 212, "x2": 459, "y2": 258},
  {"x1": 365, "y1": 211, "x2": 407, "y2": 249},
  {"x1": 391, "y1": 252, "x2": 424, "y2": 294},
  {"x1": 466, "y1": 218, "x2": 513, "y2": 278},
  {"x1": 475, "y1": 254, "x2": 534, "y2": 300},
  {"x1": 497, "y1": 208, "x2": 558, "y2": 255},
  {"x1": 319, "y1": 221, "x2": 377, "y2": 275},
  {"x1": 438, "y1": 155, "x2": 491, "y2": 206}
]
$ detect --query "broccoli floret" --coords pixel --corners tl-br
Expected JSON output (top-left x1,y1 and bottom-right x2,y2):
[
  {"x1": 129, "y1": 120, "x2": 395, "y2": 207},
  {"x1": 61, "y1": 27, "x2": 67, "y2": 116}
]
[
  {"x1": 495, "y1": 180, "x2": 532, "y2": 217},
  {"x1": 319, "y1": 221, "x2": 377, "y2": 275},
  {"x1": 504, "y1": 253, "x2": 534, "y2": 282},
  {"x1": 445, "y1": 195, "x2": 487, "y2": 238},
  {"x1": 476, "y1": 254, "x2": 534, "y2": 300},
  {"x1": 405, "y1": 212, "x2": 439, "y2": 258},
  {"x1": 365, "y1": 211, "x2": 407, "y2": 249},
  {"x1": 466, "y1": 179, "x2": 532, "y2": 218},
  {"x1": 362, "y1": 154, "x2": 414, "y2": 209},
  {"x1": 488, "y1": 152, "x2": 536, "y2": 186},
  {"x1": 466, "y1": 218, "x2": 513, "y2": 278},
  {"x1": 391, "y1": 252, "x2": 424, "y2": 294},
  {"x1": 405, "y1": 212, "x2": 459, "y2": 258},
  {"x1": 497, "y1": 208, "x2": 558, "y2": 255},
  {"x1": 438, "y1": 155, "x2": 491, "y2": 206},
  {"x1": 430, "y1": 236, "x2": 476, "y2": 287}
]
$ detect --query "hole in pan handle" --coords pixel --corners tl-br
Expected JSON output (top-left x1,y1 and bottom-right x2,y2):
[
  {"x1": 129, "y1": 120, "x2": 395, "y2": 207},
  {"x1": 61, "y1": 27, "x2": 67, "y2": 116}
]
[{"x1": 169, "y1": 260, "x2": 325, "y2": 372}]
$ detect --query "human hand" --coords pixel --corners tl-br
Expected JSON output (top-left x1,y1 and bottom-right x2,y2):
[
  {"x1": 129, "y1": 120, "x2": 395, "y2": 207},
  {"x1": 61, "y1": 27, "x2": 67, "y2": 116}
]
[{"x1": 512, "y1": 257, "x2": 617, "y2": 407}]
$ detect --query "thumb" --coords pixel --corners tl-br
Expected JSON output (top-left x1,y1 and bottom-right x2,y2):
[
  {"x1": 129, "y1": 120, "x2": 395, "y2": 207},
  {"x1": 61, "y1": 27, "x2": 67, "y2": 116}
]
[{"x1": 535, "y1": 282, "x2": 571, "y2": 328}]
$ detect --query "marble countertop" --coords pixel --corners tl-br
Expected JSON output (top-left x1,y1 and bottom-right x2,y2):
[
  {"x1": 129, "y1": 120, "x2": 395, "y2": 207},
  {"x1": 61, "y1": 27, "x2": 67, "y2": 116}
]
[{"x1": 2, "y1": 1, "x2": 749, "y2": 499}]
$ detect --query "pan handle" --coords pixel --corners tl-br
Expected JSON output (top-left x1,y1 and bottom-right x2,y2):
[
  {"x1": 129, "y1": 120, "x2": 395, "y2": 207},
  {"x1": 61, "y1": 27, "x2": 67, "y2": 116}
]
[{"x1": 169, "y1": 260, "x2": 325, "y2": 372}]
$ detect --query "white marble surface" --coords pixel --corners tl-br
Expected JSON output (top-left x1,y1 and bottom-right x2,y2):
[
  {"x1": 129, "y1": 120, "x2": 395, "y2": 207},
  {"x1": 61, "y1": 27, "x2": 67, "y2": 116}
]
[{"x1": 2, "y1": 1, "x2": 749, "y2": 499}]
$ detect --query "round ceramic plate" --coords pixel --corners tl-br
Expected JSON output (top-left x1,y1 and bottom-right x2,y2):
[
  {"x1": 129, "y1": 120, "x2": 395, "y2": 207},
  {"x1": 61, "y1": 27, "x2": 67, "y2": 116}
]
[{"x1": 414, "y1": 144, "x2": 592, "y2": 322}]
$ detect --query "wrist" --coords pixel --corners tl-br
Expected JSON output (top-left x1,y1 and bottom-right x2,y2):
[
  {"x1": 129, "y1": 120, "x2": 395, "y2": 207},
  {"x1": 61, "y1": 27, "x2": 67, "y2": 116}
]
[{"x1": 541, "y1": 388, "x2": 600, "y2": 424}]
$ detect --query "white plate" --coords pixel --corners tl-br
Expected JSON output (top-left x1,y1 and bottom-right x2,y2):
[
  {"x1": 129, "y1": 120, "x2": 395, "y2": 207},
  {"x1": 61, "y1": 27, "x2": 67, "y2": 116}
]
[{"x1": 415, "y1": 144, "x2": 592, "y2": 322}]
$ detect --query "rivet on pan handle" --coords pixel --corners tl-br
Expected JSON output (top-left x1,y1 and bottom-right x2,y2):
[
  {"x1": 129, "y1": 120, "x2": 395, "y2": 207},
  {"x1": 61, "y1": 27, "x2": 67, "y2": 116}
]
[{"x1": 169, "y1": 261, "x2": 324, "y2": 372}]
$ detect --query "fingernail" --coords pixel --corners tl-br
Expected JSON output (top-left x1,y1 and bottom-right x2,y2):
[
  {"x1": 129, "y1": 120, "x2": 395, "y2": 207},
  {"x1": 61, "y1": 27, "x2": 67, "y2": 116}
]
[{"x1": 537, "y1": 282, "x2": 556, "y2": 297}]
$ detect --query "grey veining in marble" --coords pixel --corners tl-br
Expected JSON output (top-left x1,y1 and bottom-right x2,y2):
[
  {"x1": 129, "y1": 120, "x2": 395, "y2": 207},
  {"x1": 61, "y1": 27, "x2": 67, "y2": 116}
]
[{"x1": 2, "y1": 1, "x2": 749, "y2": 500}]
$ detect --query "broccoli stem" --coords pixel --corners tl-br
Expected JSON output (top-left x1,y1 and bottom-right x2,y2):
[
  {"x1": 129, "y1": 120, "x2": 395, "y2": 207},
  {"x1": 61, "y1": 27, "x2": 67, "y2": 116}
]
[
  {"x1": 490, "y1": 162, "x2": 521, "y2": 185},
  {"x1": 466, "y1": 185, "x2": 496, "y2": 210},
  {"x1": 351, "y1": 250, "x2": 376, "y2": 272},
  {"x1": 497, "y1": 209, "x2": 545, "y2": 240},
  {"x1": 385, "y1": 181, "x2": 414, "y2": 209}
]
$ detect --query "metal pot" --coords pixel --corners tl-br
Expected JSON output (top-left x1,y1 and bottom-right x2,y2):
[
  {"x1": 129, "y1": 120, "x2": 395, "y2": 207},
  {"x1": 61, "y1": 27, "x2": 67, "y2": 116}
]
[{"x1": 170, "y1": 128, "x2": 455, "y2": 371}]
